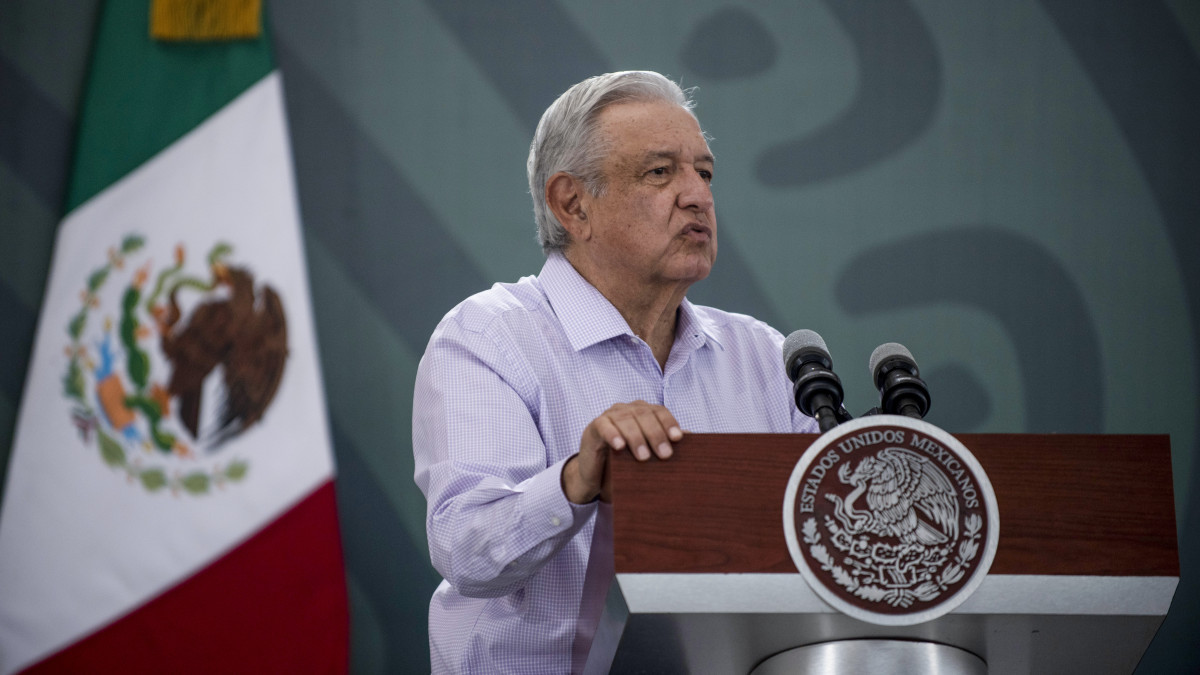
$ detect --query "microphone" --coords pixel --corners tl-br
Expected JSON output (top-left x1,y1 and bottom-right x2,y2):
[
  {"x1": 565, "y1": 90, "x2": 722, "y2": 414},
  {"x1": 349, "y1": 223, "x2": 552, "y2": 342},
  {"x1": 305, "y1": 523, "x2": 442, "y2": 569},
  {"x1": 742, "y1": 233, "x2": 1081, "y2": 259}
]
[
  {"x1": 868, "y1": 342, "x2": 931, "y2": 419},
  {"x1": 782, "y1": 329, "x2": 848, "y2": 432}
]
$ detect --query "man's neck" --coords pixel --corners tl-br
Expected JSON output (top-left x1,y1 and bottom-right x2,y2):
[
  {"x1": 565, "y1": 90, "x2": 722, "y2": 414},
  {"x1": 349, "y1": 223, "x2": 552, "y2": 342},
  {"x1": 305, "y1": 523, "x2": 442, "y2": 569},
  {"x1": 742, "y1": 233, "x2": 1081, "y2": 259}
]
[
  {"x1": 615, "y1": 293, "x2": 682, "y2": 371},
  {"x1": 563, "y1": 250, "x2": 688, "y2": 370}
]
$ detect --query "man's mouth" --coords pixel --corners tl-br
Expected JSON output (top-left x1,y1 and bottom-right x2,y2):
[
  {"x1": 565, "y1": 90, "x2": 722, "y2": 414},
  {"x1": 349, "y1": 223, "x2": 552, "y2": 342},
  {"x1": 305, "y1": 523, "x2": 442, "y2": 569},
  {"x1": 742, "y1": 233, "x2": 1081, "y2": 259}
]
[{"x1": 681, "y1": 223, "x2": 712, "y2": 241}]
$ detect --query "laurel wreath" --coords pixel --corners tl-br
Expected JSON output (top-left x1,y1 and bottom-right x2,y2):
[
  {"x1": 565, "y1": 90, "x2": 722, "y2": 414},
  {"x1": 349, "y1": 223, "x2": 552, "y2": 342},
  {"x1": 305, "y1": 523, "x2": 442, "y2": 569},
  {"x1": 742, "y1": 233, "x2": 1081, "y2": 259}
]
[
  {"x1": 95, "y1": 430, "x2": 249, "y2": 496},
  {"x1": 802, "y1": 514, "x2": 983, "y2": 609},
  {"x1": 63, "y1": 234, "x2": 249, "y2": 496}
]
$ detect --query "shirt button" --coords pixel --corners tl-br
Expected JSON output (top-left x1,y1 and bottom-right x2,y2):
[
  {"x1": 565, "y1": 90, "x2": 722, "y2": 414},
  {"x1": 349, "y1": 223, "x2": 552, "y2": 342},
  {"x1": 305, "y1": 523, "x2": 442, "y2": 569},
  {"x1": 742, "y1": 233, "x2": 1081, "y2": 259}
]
[{"x1": 550, "y1": 516, "x2": 561, "y2": 527}]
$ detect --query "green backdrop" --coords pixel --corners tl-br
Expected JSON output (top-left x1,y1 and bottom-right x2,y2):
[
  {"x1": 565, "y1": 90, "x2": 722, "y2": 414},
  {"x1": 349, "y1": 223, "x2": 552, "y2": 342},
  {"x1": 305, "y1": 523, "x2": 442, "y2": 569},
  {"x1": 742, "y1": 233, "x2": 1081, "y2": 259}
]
[{"x1": 2, "y1": 1, "x2": 1198, "y2": 671}]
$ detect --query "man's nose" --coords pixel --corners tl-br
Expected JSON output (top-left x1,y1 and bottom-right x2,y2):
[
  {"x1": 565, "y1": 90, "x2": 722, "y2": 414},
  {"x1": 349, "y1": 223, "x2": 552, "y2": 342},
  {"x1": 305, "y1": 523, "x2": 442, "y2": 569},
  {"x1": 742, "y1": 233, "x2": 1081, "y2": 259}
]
[{"x1": 677, "y1": 169, "x2": 714, "y2": 211}]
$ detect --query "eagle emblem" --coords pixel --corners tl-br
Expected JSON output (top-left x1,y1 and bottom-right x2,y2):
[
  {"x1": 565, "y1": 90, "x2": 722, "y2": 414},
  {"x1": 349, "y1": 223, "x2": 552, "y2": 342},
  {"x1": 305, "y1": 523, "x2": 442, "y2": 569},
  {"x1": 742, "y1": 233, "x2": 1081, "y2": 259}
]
[
  {"x1": 157, "y1": 260, "x2": 288, "y2": 447},
  {"x1": 827, "y1": 447, "x2": 958, "y2": 547},
  {"x1": 62, "y1": 234, "x2": 289, "y2": 495},
  {"x1": 783, "y1": 417, "x2": 999, "y2": 625}
]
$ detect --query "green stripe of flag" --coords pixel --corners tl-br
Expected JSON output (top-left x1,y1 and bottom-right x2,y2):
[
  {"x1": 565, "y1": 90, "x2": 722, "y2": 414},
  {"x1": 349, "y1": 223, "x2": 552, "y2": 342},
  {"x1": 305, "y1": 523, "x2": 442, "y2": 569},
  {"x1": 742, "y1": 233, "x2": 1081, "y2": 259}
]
[{"x1": 66, "y1": 0, "x2": 274, "y2": 213}]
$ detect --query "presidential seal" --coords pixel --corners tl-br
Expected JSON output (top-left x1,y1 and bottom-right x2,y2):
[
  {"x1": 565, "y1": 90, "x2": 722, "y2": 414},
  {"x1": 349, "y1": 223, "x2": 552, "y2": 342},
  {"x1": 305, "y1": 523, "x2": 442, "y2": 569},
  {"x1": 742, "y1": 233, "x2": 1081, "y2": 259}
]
[
  {"x1": 62, "y1": 234, "x2": 289, "y2": 496},
  {"x1": 782, "y1": 415, "x2": 999, "y2": 625}
]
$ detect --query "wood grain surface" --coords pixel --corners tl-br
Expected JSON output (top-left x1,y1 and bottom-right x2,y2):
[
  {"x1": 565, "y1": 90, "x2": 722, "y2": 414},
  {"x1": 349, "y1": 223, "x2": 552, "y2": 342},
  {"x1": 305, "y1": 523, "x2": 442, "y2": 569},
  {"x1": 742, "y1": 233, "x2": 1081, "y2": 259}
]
[{"x1": 610, "y1": 433, "x2": 1178, "y2": 577}]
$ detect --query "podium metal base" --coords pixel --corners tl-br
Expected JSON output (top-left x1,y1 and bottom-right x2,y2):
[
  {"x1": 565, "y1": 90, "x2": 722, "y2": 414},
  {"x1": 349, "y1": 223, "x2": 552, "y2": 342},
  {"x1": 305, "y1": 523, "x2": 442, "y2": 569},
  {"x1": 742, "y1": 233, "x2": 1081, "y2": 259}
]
[{"x1": 751, "y1": 640, "x2": 986, "y2": 675}]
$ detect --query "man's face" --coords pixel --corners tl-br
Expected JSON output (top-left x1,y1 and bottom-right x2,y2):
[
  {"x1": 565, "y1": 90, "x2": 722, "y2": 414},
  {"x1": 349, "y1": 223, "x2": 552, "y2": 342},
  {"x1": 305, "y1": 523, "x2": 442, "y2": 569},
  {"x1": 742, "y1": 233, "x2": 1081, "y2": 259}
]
[{"x1": 579, "y1": 100, "x2": 717, "y2": 293}]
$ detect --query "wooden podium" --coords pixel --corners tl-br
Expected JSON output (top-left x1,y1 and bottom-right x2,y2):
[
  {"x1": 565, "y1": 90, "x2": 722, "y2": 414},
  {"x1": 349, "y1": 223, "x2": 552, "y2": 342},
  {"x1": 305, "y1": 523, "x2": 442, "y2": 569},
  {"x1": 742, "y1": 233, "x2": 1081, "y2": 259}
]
[{"x1": 584, "y1": 433, "x2": 1179, "y2": 674}]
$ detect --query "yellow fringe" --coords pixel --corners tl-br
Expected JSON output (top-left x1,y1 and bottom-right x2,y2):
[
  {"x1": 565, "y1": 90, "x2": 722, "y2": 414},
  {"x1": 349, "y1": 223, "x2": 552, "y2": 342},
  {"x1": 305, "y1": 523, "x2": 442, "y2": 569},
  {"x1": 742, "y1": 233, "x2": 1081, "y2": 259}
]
[{"x1": 150, "y1": 0, "x2": 261, "y2": 42}]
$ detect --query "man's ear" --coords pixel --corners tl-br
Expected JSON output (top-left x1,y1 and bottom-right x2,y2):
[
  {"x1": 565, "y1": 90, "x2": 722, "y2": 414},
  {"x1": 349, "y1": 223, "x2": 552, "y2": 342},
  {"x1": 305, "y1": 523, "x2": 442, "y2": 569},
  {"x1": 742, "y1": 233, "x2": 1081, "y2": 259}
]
[{"x1": 546, "y1": 172, "x2": 591, "y2": 241}]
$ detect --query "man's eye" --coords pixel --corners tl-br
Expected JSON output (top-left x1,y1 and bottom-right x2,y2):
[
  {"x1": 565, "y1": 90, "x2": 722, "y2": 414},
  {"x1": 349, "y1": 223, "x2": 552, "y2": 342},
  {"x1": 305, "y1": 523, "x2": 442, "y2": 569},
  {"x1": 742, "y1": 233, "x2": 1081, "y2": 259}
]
[
  {"x1": 649, "y1": 167, "x2": 669, "y2": 176},
  {"x1": 699, "y1": 170, "x2": 714, "y2": 182}
]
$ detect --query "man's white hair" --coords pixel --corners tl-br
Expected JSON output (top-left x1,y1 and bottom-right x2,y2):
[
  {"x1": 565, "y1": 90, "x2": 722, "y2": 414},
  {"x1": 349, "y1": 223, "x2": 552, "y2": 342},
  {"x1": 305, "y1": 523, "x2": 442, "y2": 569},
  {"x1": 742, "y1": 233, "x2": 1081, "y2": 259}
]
[{"x1": 527, "y1": 71, "x2": 697, "y2": 254}]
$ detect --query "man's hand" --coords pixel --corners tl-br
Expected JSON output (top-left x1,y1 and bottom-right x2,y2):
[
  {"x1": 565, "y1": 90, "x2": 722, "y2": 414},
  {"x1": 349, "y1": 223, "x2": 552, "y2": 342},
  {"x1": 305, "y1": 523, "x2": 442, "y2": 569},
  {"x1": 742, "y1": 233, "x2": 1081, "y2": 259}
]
[{"x1": 561, "y1": 401, "x2": 684, "y2": 504}]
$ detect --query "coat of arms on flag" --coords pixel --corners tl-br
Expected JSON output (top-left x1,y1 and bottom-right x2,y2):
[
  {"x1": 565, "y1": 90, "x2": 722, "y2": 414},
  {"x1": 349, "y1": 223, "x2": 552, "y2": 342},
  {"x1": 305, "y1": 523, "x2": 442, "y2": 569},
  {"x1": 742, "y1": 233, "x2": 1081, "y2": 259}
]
[{"x1": 64, "y1": 234, "x2": 289, "y2": 495}]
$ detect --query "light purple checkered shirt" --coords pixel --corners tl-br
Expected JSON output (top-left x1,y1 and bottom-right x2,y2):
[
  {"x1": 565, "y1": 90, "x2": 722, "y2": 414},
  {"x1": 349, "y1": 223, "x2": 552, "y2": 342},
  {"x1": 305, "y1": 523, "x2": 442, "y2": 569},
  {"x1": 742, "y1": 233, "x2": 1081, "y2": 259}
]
[{"x1": 413, "y1": 252, "x2": 817, "y2": 673}]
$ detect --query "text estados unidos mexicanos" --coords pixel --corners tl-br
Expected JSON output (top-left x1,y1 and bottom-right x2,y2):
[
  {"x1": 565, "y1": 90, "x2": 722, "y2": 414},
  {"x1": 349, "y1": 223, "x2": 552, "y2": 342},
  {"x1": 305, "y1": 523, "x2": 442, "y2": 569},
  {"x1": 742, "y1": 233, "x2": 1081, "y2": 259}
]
[{"x1": 797, "y1": 429, "x2": 981, "y2": 513}]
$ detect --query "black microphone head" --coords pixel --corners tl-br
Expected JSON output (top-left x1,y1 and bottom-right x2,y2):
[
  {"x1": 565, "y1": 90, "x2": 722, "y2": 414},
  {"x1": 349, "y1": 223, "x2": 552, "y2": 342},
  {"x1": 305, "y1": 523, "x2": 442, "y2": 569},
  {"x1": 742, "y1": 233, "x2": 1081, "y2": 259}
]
[
  {"x1": 869, "y1": 342, "x2": 916, "y2": 386},
  {"x1": 783, "y1": 329, "x2": 833, "y2": 378},
  {"x1": 869, "y1": 342, "x2": 931, "y2": 418}
]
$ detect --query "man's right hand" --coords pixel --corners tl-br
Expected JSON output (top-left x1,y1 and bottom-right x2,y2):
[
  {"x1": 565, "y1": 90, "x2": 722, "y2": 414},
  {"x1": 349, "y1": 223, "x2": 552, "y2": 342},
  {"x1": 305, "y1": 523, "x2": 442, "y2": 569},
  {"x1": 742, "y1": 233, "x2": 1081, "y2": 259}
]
[{"x1": 561, "y1": 400, "x2": 684, "y2": 504}]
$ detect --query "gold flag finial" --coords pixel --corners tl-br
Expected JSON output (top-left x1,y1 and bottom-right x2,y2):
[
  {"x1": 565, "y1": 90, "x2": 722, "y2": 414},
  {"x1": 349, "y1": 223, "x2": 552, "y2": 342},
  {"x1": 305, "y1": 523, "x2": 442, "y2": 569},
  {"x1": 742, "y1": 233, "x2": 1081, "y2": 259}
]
[{"x1": 150, "y1": 0, "x2": 261, "y2": 42}]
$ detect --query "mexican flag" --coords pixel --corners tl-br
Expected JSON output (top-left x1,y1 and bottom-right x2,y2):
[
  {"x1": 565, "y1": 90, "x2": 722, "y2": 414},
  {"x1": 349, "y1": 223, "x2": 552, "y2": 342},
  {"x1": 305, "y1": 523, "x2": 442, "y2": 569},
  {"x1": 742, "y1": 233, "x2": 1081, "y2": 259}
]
[{"x1": 0, "y1": 1, "x2": 348, "y2": 672}]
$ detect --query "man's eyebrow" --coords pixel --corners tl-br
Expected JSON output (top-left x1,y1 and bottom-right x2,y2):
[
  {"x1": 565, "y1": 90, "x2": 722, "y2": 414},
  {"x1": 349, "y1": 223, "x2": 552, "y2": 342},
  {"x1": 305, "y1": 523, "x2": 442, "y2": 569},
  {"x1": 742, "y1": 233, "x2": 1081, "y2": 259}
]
[{"x1": 639, "y1": 149, "x2": 715, "y2": 164}]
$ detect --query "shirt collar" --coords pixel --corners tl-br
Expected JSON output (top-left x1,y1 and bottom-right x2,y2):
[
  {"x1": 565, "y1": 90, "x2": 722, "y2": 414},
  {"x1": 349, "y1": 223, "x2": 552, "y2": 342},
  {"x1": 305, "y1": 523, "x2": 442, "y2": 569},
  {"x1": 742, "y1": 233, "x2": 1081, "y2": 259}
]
[
  {"x1": 539, "y1": 251, "x2": 635, "y2": 352},
  {"x1": 676, "y1": 297, "x2": 725, "y2": 352},
  {"x1": 538, "y1": 251, "x2": 724, "y2": 353}
]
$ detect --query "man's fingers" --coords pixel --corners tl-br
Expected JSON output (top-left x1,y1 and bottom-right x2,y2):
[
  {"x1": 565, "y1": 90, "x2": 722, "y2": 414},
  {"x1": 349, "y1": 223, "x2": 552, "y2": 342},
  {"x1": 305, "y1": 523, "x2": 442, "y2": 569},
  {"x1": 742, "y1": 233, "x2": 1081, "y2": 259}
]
[
  {"x1": 586, "y1": 401, "x2": 683, "y2": 464},
  {"x1": 572, "y1": 402, "x2": 681, "y2": 504},
  {"x1": 589, "y1": 416, "x2": 626, "y2": 452},
  {"x1": 611, "y1": 414, "x2": 652, "y2": 461},
  {"x1": 651, "y1": 407, "x2": 684, "y2": 443},
  {"x1": 630, "y1": 406, "x2": 674, "y2": 459},
  {"x1": 612, "y1": 403, "x2": 681, "y2": 460}
]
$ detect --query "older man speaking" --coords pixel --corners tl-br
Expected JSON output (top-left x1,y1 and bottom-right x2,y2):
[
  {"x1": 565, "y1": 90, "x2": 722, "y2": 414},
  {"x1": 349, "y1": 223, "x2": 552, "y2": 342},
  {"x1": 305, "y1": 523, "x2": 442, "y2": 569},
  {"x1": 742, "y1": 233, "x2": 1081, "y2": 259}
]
[{"x1": 413, "y1": 71, "x2": 817, "y2": 673}]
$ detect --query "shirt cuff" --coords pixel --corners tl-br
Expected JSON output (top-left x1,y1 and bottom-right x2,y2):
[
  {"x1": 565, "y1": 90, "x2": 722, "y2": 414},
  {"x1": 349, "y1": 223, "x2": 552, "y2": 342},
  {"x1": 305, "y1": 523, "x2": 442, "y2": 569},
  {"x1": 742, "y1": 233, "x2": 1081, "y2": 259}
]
[{"x1": 517, "y1": 455, "x2": 596, "y2": 535}]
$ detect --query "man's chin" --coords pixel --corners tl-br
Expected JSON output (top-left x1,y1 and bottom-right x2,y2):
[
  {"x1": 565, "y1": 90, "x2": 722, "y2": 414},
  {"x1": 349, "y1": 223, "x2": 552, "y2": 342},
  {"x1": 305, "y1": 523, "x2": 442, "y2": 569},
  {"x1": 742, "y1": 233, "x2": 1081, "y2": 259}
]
[{"x1": 672, "y1": 258, "x2": 714, "y2": 285}]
